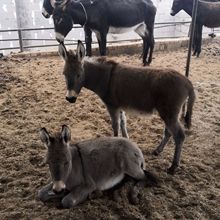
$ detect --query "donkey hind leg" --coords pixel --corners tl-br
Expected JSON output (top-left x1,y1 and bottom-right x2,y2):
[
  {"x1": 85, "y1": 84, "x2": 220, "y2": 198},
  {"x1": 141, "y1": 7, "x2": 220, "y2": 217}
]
[
  {"x1": 195, "y1": 24, "x2": 203, "y2": 57},
  {"x1": 192, "y1": 24, "x2": 198, "y2": 56},
  {"x1": 166, "y1": 120, "x2": 185, "y2": 175},
  {"x1": 145, "y1": 24, "x2": 155, "y2": 65},
  {"x1": 153, "y1": 127, "x2": 171, "y2": 156},
  {"x1": 107, "y1": 106, "x2": 120, "y2": 136},
  {"x1": 120, "y1": 110, "x2": 129, "y2": 138},
  {"x1": 129, "y1": 169, "x2": 158, "y2": 204},
  {"x1": 142, "y1": 37, "x2": 150, "y2": 66},
  {"x1": 135, "y1": 23, "x2": 149, "y2": 66}
]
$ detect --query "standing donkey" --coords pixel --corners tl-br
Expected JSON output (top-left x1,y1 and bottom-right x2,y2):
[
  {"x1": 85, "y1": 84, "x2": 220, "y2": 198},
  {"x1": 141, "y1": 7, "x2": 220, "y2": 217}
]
[
  {"x1": 58, "y1": 41, "x2": 196, "y2": 174},
  {"x1": 38, "y1": 125, "x2": 156, "y2": 208},
  {"x1": 42, "y1": 0, "x2": 156, "y2": 65},
  {"x1": 170, "y1": 0, "x2": 220, "y2": 57}
]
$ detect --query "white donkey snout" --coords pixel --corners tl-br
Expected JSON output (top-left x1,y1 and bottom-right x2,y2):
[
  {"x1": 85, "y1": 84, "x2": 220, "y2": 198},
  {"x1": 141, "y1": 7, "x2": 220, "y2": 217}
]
[
  {"x1": 53, "y1": 181, "x2": 66, "y2": 192},
  {"x1": 56, "y1": 32, "x2": 65, "y2": 43}
]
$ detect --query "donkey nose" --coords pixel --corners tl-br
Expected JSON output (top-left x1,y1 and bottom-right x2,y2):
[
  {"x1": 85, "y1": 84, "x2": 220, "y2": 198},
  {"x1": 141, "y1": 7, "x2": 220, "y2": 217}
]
[
  {"x1": 170, "y1": 10, "x2": 175, "y2": 16},
  {"x1": 66, "y1": 96, "x2": 77, "y2": 103},
  {"x1": 53, "y1": 181, "x2": 66, "y2": 193},
  {"x1": 42, "y1": 13, "x2": 50, "y2": 19}
]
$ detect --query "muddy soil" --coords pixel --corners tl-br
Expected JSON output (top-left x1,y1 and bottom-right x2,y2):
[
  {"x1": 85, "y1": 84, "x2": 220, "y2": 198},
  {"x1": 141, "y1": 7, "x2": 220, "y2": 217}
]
[{"x1": 0, "y1": 39, "x2": 220, "y2": 220}]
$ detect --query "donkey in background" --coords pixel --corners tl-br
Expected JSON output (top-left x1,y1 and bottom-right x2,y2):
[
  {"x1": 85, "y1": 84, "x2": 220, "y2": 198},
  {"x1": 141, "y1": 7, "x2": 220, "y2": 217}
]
[
  {"x1": 170, "y1": 0, "x2": 220, "y2": 57},
  {"x1": 58, "y1": 41, "x2": 196, "y2": 174},
  {"x1": 42, "y1": 0, "x2": 157, "y2": 66},
  {"x1": 38, "y1": 125, "x2": 157, "y2": 208}
]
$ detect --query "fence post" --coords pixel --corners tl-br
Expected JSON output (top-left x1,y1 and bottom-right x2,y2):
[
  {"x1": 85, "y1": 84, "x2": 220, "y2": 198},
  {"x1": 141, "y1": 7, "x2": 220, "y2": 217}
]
[
  {"x1": 18, "y1": 29, "x2": 24, "y2": 52},
  {"x1": 185, "y1": 0, "x2": 199, "y2": 77}
]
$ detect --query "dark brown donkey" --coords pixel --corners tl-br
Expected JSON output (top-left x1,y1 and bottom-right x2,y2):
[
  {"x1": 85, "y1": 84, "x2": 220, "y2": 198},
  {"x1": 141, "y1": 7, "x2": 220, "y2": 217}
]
[
  {"x1": 58, "y1": 41, "x2": 196, "y2": 174},
  {"x1": 170, "y1": 0, "x2": 220, "y2": 57}
]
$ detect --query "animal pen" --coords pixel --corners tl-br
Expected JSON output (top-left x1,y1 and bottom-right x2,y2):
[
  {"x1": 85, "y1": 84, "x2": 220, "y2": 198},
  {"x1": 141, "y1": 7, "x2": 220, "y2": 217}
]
[{"x1": 0, "y1": 0, "x2": 220, "y2": 219}]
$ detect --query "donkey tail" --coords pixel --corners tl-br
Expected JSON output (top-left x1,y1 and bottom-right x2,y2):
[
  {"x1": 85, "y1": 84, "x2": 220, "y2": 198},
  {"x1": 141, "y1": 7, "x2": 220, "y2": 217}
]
[{"x1": 184, "y1": 86, "x2": 196, "y2": 129}]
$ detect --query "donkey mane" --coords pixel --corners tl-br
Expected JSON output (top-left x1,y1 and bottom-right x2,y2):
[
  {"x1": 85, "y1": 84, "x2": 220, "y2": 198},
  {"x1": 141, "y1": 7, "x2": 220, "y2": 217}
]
[{"x1": 84, "y1": 56, "x2": 182, "y2": 77}]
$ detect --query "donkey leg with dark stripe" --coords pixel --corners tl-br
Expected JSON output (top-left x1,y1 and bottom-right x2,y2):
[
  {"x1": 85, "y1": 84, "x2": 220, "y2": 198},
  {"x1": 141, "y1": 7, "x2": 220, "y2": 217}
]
[
  {"x1": 107, "y1": 106, "x2": 120, "y2": 137},
  {"x1": 153, "y1": 127, "x2": 171, "y2": 156},
  {"x1": 166, "y1": 121, "x2": 185, "y2": 174}
]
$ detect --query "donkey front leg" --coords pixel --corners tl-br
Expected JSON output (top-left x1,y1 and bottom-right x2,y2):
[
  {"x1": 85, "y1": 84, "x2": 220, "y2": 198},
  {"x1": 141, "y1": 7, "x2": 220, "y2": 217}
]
[
  {"x1": 107, "y1": 106, "x2": 120, "y2": 137},
  {"x1": 38, "y1": 182, "x2": 65, "y2": 202},
  {"x1": 95, "y1": 31, "x2": 107, "y2": 56},
  {"x1": 120, "y1": 110, "x2": 129, "y2": 138},
  {"x1": 84, "y1": 26, "x2": 92, "y2": 56},
  {"x1": 61, "y1": 185, "x2": 95, "y2": 208},
  {"x1": 38, "y1": 182, "x2": 53, "y2": 202}
]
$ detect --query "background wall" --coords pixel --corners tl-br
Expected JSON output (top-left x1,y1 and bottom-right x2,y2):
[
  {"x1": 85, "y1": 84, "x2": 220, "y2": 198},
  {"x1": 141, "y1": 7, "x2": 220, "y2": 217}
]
[{"x1": 0, "y1": 0, "x2": 219, "y2": 54}]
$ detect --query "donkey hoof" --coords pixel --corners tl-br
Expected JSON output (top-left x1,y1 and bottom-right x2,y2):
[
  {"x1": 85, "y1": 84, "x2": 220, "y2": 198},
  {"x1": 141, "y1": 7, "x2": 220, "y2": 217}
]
[
  {"x1": 167, "y1": 165, "x2": 178, "y2": 175},
  {"x1": 152, "y1": 149, "x2": 161, "y2": 156},
  {"x1": 129, "y1": 187, "x2": 140, "y2": 205},
  {"x1": 143, "y1": 62, "x2": 150, "y2": 67},
  {"x1": 62, "y1": 197, "x2": 76, "y2": 208},
  {"x1": 129, "y1": 193, "x2": 140, "y2": 205}
]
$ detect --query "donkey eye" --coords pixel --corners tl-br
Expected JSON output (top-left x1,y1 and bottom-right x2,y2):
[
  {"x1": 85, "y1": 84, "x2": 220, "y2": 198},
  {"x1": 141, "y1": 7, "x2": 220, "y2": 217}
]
[
  {"x1": 64, "y1": 161, "x2": 69, "y2": 166},
  {"x1": 76, "y1": 74, "x2": 80, "y2": 78}
]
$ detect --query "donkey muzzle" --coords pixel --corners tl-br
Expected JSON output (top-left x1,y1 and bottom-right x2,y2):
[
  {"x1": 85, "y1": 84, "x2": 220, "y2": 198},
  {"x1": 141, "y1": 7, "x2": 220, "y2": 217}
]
[
  {"x1": 66, "y1": 96, "x2": 77, "y2": 103},
  {"x1": 42, "y1": 12, "x2": 50, "y2": 19},
  {"x1": 55, "y1": 32, "x2": 65, "y2": 43},
  {"x1": 52, "y1": 181, "x2": 66, "y2": 193},
  {"x1": 170, "y1": 10, "x2": 176, "y2": 16},
  {"x1": 66, "y1": 90, "x2": 78, "y2": 103},
  {"x1": 42, "y1": 7, "x2": 50, "y2": 19}
]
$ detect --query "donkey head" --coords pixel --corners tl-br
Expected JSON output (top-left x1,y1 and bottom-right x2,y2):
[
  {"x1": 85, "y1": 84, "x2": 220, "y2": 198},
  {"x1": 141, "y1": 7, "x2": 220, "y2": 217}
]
[
  {"x1": 53, "y1": 0, "x2": 72, "y2": 43},
  {"x1": 39, "y1": 125, "x2": 72, "y2": 193},
  {"x1": 170, "y1": 0, "x2": 184, "y2": 16},
  {"x1": 42, "y1": 0, "x2": 55, "y2": 18},
  {"x1": 59, "y1": 41, "x2": 86, "y2": 103}
]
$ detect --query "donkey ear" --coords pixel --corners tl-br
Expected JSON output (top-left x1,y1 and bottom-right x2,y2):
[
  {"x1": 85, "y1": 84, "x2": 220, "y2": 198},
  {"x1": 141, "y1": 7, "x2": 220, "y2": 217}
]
[
  {"x1": 61, "y1": 125, "x2": 71, "y2": 144},
  {"x1": 77, "y1": 40, "x2": 86, "y2": 61},
  {"x1": 58, "y1": 43, "x2": 68, "y2": 60},
  {"x1": 39, "y1": 128, "x2": 50, "y2": 146}
]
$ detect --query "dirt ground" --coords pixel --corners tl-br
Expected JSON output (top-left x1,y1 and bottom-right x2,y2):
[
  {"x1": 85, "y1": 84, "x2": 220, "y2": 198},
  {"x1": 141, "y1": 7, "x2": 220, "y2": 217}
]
[{"x1": 0, "y1": 39, "x2": 220, "y2": 220}]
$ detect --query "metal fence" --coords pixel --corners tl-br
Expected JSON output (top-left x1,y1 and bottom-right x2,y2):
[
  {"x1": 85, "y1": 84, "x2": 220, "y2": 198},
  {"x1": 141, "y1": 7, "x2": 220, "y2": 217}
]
[{"x1": 0, "y1": 21, "x2": 219, "y2": 53}]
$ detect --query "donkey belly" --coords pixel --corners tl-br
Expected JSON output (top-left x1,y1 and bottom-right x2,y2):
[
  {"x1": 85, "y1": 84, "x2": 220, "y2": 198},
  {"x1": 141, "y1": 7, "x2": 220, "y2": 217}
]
[
  {"x1": 98, "y1": 174, "x2": 124, "y2": 191},
  {"x1": 109, "y1": 22, "x2": 148, "y2": 36}
]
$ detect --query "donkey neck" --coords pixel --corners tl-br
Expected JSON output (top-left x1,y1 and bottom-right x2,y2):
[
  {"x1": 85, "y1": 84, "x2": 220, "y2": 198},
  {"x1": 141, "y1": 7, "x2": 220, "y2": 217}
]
[
  {"x1": 82, "y1": 58, "x2": 114, "y2": 99},
  {"x1": 68, "y1": 1, "x2": 87, "y2": 26},
  {"x1": 182, "y1": 0, "x2": 194, "y2": 16}
]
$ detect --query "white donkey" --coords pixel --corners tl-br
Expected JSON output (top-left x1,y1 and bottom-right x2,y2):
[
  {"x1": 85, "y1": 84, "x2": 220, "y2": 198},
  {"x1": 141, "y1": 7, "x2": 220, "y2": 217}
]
[{"x1": 38, "y1": 125, "x2": 157, "y2": 208}]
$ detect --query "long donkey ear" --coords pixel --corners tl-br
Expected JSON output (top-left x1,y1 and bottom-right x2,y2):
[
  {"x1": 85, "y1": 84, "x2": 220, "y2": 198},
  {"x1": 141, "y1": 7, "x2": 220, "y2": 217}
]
[
  {"x1": 58, "y1": 43, "x2": 68, "y2": 60},
  {"x1": 77, "y1": 40, "x2": 86, "y2": 61},
  {"x1": 39, "y1": 128, "x2": 50, "y2": 146},
  {"x1": 61, "y1": 125, "x2": 71, "y2": 144}
]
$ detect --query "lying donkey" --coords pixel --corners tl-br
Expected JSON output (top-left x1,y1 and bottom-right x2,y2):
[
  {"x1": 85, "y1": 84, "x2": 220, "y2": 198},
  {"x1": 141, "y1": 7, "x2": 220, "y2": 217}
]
[
  {"x1": 38, "y1": 125, "x2": 155, "y2": 208},
  {"x1": 58, "y1": 41, "x2": 195, "y2": 174}
]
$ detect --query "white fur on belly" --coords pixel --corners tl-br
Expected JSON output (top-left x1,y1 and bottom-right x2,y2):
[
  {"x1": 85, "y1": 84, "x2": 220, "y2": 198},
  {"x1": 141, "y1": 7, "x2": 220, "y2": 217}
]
[
  {"x1": 99, "y1": 174, "x2": 124, "y2": 191},
  {"x1": 109, "y1": 22, "x2": 148, "y2": 36}
]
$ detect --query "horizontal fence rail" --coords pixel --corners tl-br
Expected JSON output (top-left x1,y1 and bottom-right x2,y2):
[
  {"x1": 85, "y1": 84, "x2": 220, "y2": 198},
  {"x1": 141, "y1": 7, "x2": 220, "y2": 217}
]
[{"x1": 0, "y1": 21, "x2": 219, "y2": 53}]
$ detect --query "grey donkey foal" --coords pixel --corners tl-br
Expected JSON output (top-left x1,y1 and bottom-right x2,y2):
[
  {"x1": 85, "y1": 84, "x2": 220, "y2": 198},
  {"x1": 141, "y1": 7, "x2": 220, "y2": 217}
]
[
  {"x1": 38, "y1": 125, "x2": 155, "y2": 208},
  {"x1": 58, "y1": 41, "x2": 195, "y2": 174}
]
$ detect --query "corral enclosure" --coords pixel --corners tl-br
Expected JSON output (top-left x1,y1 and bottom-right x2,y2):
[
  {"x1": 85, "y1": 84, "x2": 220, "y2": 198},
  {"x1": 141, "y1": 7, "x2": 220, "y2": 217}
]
[
  {"x1": 0, "y1": 37, "x2": 220, "y2": 219},
  {"x1": 1, "y1": 0, "x2": 220, "y2": 54}
]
